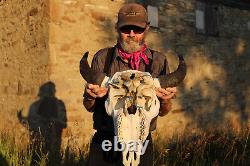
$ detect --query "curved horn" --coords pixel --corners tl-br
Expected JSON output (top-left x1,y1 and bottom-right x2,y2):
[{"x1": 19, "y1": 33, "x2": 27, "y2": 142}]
[
  {"x1": 80, "y1": 52, "x2": 107, "y2": 85},
  {"x1": 158, "y1": 54, "x2": 187, "y2": 88}
]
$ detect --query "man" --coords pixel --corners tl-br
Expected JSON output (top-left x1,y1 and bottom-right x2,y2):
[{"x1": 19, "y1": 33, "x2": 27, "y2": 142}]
[{"x1": 80, "y1": 3, "x2": 177, "y2": 166}]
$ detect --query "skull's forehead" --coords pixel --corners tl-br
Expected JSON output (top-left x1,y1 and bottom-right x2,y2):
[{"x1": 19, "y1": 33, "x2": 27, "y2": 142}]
[
  {"x1": 136, "y1": 85, "x2": 155, "y2": 97},
  {"x1": 109, "y1": 70, "x2": 154, "y2": 90}
]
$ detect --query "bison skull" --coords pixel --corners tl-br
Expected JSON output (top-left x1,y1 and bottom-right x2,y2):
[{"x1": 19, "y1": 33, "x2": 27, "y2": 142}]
[{"x1": 105, "y1": 70, "x2": 160, "y2": 166}]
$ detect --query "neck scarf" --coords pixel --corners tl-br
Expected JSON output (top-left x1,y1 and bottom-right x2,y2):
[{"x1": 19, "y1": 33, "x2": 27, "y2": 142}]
[{"x1": 117, "y1": 42, "x2": 149, "y2": 70}]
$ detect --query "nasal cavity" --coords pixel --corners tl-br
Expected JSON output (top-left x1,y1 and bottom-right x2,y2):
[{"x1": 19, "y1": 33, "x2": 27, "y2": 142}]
[{"x1": 127, "y1": 104, "x2": 137, "y2": 115}]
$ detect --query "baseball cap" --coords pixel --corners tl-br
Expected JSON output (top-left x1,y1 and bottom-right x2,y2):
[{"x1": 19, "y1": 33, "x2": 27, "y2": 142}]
[{"x1": 117, "y1": 3, "x2": 149, "y2": 28}]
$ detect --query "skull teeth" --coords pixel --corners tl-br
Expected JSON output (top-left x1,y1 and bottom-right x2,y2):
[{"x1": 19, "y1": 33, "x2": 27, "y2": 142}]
[
  {"x1": 117, "y1": 113, "x2": 123, "y2": 140},
  {"x1": 139, "y1": 114, "x2": 146, "y2": 141}
]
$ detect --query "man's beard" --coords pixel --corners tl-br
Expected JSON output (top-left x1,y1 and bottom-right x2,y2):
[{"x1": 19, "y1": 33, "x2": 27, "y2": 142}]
[{"x1": 119, "y1": 37, "x2": 145, "y2": 53}]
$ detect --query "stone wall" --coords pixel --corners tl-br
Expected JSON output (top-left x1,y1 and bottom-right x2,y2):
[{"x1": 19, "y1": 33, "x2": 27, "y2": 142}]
[
  {"x1": 0, "y1": 0, "x2": 49, "y2": 143},
  {"x1": 0, "y1": 0, "x2": 250, "y2": 147},
  {"x1": 152, "y1": 0, "x2": 250, "y2": 136}
]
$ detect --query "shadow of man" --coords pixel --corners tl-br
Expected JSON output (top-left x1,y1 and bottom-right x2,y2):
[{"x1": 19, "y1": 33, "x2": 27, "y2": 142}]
[
  {"x1": 17, "y1": 81, "x2": 67, "y2": 166},
  {"x1": 224, "y1": 39, "x2": 250, "y2": 130}
]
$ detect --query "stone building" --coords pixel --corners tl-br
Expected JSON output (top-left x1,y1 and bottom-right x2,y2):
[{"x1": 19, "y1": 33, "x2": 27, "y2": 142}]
[{"x1": 0, "y1": 0, "x2": 250, "y2": 148}]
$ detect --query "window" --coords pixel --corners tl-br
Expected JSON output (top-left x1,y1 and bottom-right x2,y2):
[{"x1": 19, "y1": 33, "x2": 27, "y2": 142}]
[
  {"x1": 196, "y1": 0, "x2": 219, "y2": 36},
  {"x1": 147, "y1": 5, "x2": 158, "y2": 28}
]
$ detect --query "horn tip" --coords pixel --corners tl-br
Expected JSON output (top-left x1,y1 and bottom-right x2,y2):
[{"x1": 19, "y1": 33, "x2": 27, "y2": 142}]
[
  {"x1": 83, "y1": 52, "x2": 89, "y2": 58},
  {"x1": 178, "y1": 54, "x2": 184, "y2": 61}
]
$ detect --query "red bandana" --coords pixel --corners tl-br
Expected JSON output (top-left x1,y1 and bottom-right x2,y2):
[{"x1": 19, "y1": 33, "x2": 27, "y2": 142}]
[{"x1": 117, "y1": 42, "x2": 149, "y2": 70}]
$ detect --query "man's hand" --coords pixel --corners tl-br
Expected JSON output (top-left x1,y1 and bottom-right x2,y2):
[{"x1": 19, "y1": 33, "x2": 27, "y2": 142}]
[
  {"x1": 156, "y1": 87, "x2": 176, "y2": 116},
  {"x1": 84, "y1": 83, "x2": 108, "y2": 99},
  {"x1": 156, "y1": 87, "x2": 177, "y2": 101}
]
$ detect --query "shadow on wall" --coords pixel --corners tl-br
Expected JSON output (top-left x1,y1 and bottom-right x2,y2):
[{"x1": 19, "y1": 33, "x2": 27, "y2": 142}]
[
  {"x1": 179, "y1": 38, "x2": 250, "y2": 132},
  {"x1": 17, "y1": 81, "x2": 67, "y2": 166},
  {"x1": 224, "y1": 38, "x2": 250, "y2": 128}
]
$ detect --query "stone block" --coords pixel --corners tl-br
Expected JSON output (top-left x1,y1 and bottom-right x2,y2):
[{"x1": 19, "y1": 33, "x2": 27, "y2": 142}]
[{"x1": 50, "y1": 0, "x2": 63, "y2": 23}]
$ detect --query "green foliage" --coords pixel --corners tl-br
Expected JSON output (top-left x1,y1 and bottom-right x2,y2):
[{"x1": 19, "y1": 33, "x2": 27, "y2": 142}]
[
  {"x1": 0, "y1": 133, "x2": 87, "y2": 166},
  {"x1": 0, "y1": 134, "x2": 32, "y2": 166}
]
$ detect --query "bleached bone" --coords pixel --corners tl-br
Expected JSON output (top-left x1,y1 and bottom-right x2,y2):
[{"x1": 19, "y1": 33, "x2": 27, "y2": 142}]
[{"x1": 105, "y1": 70, "x2": 160, "y2": 166}]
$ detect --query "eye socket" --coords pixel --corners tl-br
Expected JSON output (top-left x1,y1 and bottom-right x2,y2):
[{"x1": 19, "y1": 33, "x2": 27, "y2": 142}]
[
  {"x1": 137, "y1": 96, "x2": 143, "y2": 99},
  {"x1": 114, "y1": 95, "x2": 124, "y2": 100},
  {"x1": 143, "y1": 95, "x2": 151, "y2": 100},
  {"x1": 136, "y1": 95, "x2": 151, "y2": 100}
]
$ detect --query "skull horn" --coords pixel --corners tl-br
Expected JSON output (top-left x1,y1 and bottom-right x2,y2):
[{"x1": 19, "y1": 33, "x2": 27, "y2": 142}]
[
  {"x1": 80, "y1": 52, "x2": 107, "y2": 85},
  {"x1": 158, "y1": 54, "x2": 187, "y2": 88}
]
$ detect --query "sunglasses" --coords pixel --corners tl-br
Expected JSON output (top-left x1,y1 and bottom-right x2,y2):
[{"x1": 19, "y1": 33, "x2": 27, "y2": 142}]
[{"x1": 119, "y1": 25, "x2": 146, "y2": 34}]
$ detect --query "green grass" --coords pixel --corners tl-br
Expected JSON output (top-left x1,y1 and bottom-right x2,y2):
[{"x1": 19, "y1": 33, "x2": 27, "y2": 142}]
[
  {"x1": 0, "y1": 133, "x2": 32, "y2": 166},
  {"x1": 0, "y1": 132, "x2": 88, "y2": 166},
  {"x1": 1, "y1": 129, "x2": 250, "y2": 166}
]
